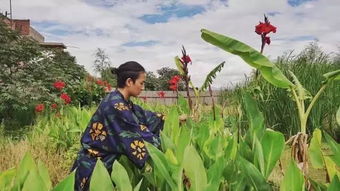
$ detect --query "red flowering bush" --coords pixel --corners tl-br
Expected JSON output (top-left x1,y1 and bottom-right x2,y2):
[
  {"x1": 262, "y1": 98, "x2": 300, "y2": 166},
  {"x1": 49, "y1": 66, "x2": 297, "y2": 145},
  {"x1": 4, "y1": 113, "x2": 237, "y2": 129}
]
[
  {"x1": 60, "y1": 93, "x2": 72, "y2": 104},
  {"x1": 35, "y1": 104, "x2": 45, "y2": 113},
  {"x1": 53, "y1": 80, "x2": 66, "y2": 91},
  {"x1": 51, "y1": 103, "x2": 58, "y2": 110}
]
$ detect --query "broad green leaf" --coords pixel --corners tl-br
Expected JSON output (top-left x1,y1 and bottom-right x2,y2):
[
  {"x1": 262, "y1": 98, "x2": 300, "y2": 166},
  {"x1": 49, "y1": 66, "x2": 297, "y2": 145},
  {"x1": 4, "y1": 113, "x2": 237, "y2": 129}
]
[
  {"x1": 37, "y1": 160, "x2": 52, "y2": 190},
  {"x1": 15, "y1": 152, "x2": 37, "y2": 189},
  {"x1": 0, "y1": 168, "x2": 16, "y2": 190},
  {"x1": 224, "y1": 136, "x2": 238, "y2": 160},
  {"x1": 242, "y1": 92, "x2": 265, "y2": 135},
  {"x1": 324, "y1": 156, "x2": 338, "y2": 181},
  {"x1": 309, "y1": 128, "x2": 324, "y2": 169},
  {"x1": 111, "y1": 161, "x2": 132, "y2": 191},
  {"x1": 201, "y1": 29, "x2": 293, "y2": 88},
  {"x1": 200, "y1": 61, "x2": 225, "y2": 92},
  {"x1": 205, "y1": 156, "x2": 225, "y2": 191},
  {"x1": 237, "y1": 157, "x2": 271, "y2": 191},
  {"x1": 328, "y1": 175, "x2": 340, "y2": 191},
  {"x1": 261, "y1": 129, "x2": 285, "y2": 179},
  {"x1": 145, "y1": 142, "x2": 177, "y2": 190},
  {"x1": 178, "y1": 94, "x2": 190, "y2": 114},
  {"x1": 90, "y1": 160, "x2": 114, "y2": 191},
  {"x1": 280, "y1": 160, "x2": 304, "y2": 191},
  {"x1": 176, "y1": 125, "x2": 191, "y2": 163},
  {"x1": 22, "y1": 169, "x2": 48, "y2": 191},
  {"x1": 160, "y1": 132, "x2": 175, "y2": 151},
  {"x1": 336, "y1": 106, "x2": 340, "y2": 126},
  {"x1": 174, "y1": 56, "x2": 185, "y2": 75},
  {"x1": 182, "y1": 145, "x2": 208, "y2": 191},
  {"x1": 165, "y1": 149, "x2": 178, "y2": 165},
  {"x1": 133, "y1": 178, "x2": 143, "y2": 191},
  {"x1": 52, "y1": 171, "x2": 75, "y2": 191},
  {"x1": 322, "y1": 69, "x2": 340, "y2": 84},
  {"x1": 323, "y1": 132, "x2": 340, "y2": 166},
  {"x1": 164, "y1": 107, "x2": 180, "y2": 144},
  {"x1": 253, "y1": 135, "x2": 265, "y2": 177}
]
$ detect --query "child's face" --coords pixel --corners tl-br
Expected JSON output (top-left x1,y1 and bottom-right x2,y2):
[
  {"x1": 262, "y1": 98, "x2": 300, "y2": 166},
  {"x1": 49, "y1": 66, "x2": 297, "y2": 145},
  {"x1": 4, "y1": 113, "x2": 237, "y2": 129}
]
[{"x1": 127, "y1": 72, "x2": 146, "y2": 97}]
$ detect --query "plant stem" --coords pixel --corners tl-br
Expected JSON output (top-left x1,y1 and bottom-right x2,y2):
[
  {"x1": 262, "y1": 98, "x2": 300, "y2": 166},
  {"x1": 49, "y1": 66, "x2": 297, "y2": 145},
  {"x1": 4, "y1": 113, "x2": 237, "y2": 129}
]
[
  {"x1": 291, "y1": 87, "x2": 306, "y2": 134},
  {"x1": 303, "y1": 85, "x2": 327, "y2": 129},
  {"x1": 209, "y1": 85, "x2": 216, "y2": 121}
]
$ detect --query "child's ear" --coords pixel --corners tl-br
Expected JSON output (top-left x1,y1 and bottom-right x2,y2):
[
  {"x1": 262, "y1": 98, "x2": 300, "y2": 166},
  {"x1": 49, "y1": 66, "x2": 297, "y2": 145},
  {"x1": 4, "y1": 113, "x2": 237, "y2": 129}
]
[{"x1": 126, "y1": 78, "x2": 133, "y2": 87}]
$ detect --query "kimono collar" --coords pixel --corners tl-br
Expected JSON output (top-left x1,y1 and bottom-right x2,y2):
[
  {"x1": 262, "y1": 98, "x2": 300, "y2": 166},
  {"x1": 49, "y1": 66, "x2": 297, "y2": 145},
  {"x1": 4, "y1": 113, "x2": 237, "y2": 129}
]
[{"x1": 114, "y1": 89, "x2": 133, "y2": 106}]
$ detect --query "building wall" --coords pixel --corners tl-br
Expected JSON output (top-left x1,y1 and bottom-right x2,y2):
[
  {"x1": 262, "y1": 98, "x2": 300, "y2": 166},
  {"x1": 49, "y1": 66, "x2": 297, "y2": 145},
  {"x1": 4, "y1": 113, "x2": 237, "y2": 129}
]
[
  {"x1": 29, "y1": 27, "x2": 44, "y2": 42},
  {"x1": 13, "y1": 19, "x2": 30, "y2": 35}
]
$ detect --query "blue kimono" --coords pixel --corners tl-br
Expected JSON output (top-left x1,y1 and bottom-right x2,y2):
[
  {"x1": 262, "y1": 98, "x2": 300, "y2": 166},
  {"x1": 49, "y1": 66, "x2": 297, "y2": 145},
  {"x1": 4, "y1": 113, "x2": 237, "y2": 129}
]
[{"x1": 71, "y1": 90, "x2": 165, "y2": 191}]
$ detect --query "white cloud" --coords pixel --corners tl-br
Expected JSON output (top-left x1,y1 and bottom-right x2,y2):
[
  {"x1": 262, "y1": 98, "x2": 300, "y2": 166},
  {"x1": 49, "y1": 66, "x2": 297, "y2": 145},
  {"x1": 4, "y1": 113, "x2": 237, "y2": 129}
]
[{"x1": 1, "y1": 0, "x2": 339, "y2": 89}]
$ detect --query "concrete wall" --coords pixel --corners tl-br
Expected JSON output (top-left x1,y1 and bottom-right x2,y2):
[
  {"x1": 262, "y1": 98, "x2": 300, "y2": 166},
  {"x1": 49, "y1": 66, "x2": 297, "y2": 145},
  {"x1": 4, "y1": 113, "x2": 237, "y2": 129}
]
[{"x1": 138, "y1": 90, "x2": 221, "y2": 105}]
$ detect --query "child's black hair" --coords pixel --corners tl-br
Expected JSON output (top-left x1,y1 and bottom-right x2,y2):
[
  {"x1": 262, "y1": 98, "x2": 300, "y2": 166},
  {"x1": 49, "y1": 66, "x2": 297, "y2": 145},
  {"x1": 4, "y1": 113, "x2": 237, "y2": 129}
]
[{"x1": 111, "y1": 61, "x2": 145, "y2": 88}]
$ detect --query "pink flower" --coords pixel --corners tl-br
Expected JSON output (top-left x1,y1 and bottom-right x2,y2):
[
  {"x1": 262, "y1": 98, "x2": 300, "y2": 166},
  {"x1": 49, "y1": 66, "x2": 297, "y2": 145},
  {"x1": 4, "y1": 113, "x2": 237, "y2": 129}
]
[
  {"x1": 53, "y1": 81, "x2": 65, "y2": 91},
  {"x1": 60, "y1": 93, "x2": 71, "y2": 104},
  {"x1": 35, "y1": 104, "x2": 45, "y2": 113}
]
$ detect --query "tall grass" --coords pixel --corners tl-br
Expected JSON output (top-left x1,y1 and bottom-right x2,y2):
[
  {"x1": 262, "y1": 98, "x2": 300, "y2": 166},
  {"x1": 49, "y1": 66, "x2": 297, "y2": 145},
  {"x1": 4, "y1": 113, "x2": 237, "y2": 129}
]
[{"x1": 222, "y1": 43, "x2": 340, "y2": 139}]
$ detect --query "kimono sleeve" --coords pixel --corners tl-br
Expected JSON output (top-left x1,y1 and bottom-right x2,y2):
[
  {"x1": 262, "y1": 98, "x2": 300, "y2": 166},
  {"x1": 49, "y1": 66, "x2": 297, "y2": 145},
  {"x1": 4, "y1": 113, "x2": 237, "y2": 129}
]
[
  {"x1": 106, "y1": 102, "x2": 161, "y2": 168},
  {"x1": 144, "y1": 110, "x2": 165, "y2": 136}
]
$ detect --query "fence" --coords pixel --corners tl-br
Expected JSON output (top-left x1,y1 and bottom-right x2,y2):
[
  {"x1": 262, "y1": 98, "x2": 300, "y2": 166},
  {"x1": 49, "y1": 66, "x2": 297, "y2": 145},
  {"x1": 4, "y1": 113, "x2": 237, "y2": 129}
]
[{"x1": 138, "y1": 90, "x2": 222, "y2": 105}]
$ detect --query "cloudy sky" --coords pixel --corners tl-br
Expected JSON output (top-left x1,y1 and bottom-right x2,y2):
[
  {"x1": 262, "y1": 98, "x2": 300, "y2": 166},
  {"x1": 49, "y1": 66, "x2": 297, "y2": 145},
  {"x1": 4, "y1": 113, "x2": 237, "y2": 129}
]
[{"x1": 1, "y1": 0, "x2": 339, "y2": 88}]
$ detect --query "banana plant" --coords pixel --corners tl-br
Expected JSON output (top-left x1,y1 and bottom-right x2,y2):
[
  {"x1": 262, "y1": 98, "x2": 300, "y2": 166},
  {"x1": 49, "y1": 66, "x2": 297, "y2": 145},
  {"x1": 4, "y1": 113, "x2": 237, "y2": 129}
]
[
  {"x1": 199, "y1": 61, "x2": 225, "y2": 120},
  {"x1": 201, "y1": 28, "x2": 340, "y2": 176}
]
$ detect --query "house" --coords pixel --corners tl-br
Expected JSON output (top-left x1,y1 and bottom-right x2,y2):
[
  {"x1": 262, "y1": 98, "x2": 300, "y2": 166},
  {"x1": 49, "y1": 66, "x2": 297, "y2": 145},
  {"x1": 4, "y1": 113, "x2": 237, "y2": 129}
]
[{"x1": 0, "y1": 13, "x2": 66, "y2": 50}]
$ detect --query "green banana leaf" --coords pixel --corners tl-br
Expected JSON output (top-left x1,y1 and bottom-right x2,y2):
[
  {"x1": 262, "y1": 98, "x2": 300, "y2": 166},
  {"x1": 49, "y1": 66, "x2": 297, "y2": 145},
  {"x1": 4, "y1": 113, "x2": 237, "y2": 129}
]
[{"x1": 201, "y1": 29, "x2": 293, "y2": 89}]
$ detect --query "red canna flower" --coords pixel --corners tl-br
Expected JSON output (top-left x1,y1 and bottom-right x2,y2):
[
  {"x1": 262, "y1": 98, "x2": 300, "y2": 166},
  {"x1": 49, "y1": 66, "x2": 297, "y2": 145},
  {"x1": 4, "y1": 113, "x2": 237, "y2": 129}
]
[
  {"x1": 255, "y1": 14, "x2": 277, "y2": 54},
  {"x1": 51, "y1": 103, "x2": 58, "y2": 109},
  {"x1": 53, "y1": 80, "x2": 65, "y2": 91},
  {"x1": 255, "y1": 22, "x2": 276, "y2": 35},
  {"x1": 60, "y1": 93, "x2": 71, "y2": 104},
  {"x1": 35, "y1": 104, "x2": 45, "y2": 113},
  {"x1": 181, "y1": 55, "x2": 192, "y2": 64},
  {"x1": 169, "y1": 75, "x2": 181, "y2": 91},
  {"x1": 264, "y1": 36, "x2": 271, "y2": 45},
  {"x1": 157, "y1": 91, "x2": 166, "y2": 98}
]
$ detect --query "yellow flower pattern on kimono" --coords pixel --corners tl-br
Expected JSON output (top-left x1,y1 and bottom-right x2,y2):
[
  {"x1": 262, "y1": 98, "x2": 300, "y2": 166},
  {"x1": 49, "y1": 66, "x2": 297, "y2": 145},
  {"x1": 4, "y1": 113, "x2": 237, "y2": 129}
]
[
  {"x1": 130, "y1": 140, "x2": 146, "y2": 160},
  {"x1": 114, "y1": 102, "x2": 130, "y2": 111},
  {"x1": 140, "y1": 124, "x2": 148, "y2": 131},
  {"x1": 87, "y1": 148, "x2": 100, "y2": 157},
  {"x1": 80, "y1": 177, "x2": 88, "y2": 189},
  {"x1": 89, "y1": 122, "x2": 107, "y2": 141},
  {"x1": 156, "y1": 113, "x2": 166, "y2": 121}
]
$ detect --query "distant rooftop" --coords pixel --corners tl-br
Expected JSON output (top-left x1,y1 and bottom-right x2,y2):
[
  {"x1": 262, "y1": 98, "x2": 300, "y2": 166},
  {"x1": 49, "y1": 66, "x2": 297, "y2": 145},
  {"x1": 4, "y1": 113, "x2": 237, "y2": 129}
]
[{"x1": 0, "y1": 13, "x2": 66, "y2": 50}]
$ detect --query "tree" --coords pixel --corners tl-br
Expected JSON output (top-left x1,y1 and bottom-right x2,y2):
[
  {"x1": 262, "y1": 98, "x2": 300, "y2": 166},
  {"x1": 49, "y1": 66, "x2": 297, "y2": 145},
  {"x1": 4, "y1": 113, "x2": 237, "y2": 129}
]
[
  {"x1": 0, "y1": 22, "x2": 87, "y2": 130},
  {"x1": 145, "y1": 71, "x2": 158, "y2": 90},
  {"x1": 93, "y1": 48, "x2": 111, "y2": 75}
]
